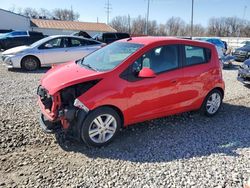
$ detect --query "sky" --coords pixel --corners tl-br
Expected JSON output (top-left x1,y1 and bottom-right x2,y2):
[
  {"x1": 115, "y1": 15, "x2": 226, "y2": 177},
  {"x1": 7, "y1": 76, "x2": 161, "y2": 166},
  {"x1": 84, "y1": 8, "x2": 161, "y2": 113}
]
[{"x1": 0, "y1": 0, "x2": 249, "y2": 26}]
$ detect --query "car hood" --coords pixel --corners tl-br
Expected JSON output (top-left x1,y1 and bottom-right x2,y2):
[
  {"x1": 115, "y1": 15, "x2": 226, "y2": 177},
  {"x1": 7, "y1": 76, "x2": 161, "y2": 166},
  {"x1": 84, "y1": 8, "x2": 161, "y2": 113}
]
[
  {"x1": 41, "y1": 61, "x2": 105, "y2": 95},
  {"x1": 2, "y1": 45, "x2": 30, "y2": 55}
]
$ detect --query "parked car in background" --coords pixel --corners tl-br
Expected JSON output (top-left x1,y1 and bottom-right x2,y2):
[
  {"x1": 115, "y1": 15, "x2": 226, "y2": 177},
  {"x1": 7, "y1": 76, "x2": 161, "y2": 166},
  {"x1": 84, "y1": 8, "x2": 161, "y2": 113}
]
[
  {"x1": 71, "y1": 31, "x2": 92, "y2": 39},
  {"x1": 37, "y1": 37, "x2": 224, "y2": 147},
  {"x1": 0, "y1": 31, "x2": 45, "y2": 51},
  {"x1": 1, "y1": 35, "x2": 104, "y2": 70},
  {"x1": 238, "y1": 59, "x2": 250, "y2": 85},
  {"x1": 93, "y1": 32, "x2": 130, "y2": 44},
  {"x1": 233, "y1": 45, "x2": 250, "y2": 62},
  {"x1": 194, "y1": 37, "x2": 226, "y2": 59},
  {"x1": 0, "y1": 29, "x2": 13, "y2": 34},
  {"x1": 238, "y1": 41, "x2": 250, "y2": 48}
]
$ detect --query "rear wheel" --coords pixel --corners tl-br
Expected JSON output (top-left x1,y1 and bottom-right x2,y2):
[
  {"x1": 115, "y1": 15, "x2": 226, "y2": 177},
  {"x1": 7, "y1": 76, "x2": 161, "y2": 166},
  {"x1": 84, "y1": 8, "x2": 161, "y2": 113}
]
[
  {"x1": 21, "y1": 56, "x2": 40, "y2": 71},
  {"x1": 80, "y1": 107, "x2": 121, "y2": 147},
  {"x1": 201, "y1": 89, "x2": 222, "y2": 117}
]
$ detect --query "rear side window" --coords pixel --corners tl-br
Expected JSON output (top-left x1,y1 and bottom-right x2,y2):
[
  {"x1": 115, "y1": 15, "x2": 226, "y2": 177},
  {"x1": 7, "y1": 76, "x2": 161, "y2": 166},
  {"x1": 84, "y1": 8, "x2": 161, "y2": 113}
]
[
  {"x1": 70, "y1": 38, "x2": 87, "y2": 47},
  {"x1": 184, "y1": 45, "x2": 211, "y2": 66}
]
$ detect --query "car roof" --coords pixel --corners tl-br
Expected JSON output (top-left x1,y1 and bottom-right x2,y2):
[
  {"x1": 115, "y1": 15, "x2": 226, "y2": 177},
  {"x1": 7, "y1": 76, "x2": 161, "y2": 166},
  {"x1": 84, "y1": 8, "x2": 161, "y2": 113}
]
[
  {"x1": 47, "y1": 35, "x2": 101, "y2": 42},
  {"x1": 121, "y1": 36, "x2": 214, "y2": 47}
]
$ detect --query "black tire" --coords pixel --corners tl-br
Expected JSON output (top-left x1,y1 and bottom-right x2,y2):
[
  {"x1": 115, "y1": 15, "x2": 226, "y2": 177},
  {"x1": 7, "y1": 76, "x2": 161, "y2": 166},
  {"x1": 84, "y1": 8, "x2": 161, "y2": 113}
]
[
  {"x1": 200, "y1": 89, "x2": 223, "y2": 117},
  {"x1": 21, "y1": 56, "x2": 40, "y2": 71},
  {"x1": 80, "y1": 107, "x2": 121, "y2": 147}
]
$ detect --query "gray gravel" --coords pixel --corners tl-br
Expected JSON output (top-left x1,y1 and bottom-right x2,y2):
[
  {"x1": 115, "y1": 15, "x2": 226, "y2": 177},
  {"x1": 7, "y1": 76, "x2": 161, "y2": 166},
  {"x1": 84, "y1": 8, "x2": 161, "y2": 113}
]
[{"x1": 0, "y1": 62, "x2": 250, "y2": 188}]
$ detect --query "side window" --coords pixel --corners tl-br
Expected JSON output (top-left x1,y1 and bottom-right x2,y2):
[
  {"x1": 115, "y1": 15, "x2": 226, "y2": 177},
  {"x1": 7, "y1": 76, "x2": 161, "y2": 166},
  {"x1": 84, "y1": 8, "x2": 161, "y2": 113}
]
[
  {"x1": 132, "y1": 45, "x2": 179, "y2": 74},
  {"x1": 71, "y1": 38, "x2": 87, "y2": 47},
  {"x1": 40, "y1": 38, "x2": 63, "y2": 49},
  {"x1": 184, "y1": 45, "x2": 210, "y2": 66}
]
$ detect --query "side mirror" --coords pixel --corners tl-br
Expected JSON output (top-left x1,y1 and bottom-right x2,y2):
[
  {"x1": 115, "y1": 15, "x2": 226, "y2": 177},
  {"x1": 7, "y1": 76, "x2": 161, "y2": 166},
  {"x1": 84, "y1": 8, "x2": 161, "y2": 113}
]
[{"x1": 138, "y1": 67, "x2": 156, "y2": 78}]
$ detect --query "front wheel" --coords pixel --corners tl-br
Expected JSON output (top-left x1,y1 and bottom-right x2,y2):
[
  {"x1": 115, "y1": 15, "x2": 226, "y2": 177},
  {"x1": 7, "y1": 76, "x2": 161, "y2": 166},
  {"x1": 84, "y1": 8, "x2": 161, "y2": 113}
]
[
  {"x1": 80, "y1": 107, "x2": 121, "y2": 147},
  {"x1": 21, "y1": 56, "x2": 40, "y2": 71},
  {"x1": 201, "y1": 89, "x2": 222, "y2": 117}
]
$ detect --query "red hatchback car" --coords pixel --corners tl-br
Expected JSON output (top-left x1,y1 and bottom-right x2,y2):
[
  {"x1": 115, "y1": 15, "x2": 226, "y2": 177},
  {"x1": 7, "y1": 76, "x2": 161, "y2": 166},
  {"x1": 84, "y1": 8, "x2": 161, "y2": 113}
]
[{"x1": 37, "y1": 37, "x2": 225, "y2": 147}]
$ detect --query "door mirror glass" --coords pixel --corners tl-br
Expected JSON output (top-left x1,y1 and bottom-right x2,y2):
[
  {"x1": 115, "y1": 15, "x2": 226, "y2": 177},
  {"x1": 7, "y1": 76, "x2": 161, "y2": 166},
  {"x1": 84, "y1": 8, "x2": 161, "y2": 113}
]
[{"x1": 138, "y1": 67, "x2": 156, "y2": 78}]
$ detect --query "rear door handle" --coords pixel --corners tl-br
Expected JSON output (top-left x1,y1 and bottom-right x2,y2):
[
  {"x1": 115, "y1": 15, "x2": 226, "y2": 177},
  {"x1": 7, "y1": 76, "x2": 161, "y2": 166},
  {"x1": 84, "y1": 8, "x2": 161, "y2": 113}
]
[{"x1": 170, "y1": 80, "x2": 177, "y2": 83}]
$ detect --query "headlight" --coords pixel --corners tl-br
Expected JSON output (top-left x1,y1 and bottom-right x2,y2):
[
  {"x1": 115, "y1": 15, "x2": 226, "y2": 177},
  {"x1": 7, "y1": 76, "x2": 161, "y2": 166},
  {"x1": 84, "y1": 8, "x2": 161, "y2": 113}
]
[{"x1": 74, "y1": 98, "x2": 89, "y2": 112}]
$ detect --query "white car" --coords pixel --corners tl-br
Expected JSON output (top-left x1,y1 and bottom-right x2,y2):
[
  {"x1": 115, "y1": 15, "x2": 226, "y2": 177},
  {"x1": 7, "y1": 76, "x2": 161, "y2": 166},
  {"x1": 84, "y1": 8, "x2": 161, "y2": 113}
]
[{"x1": 1, "y1": 35, "x2": 104, "y2": 70}]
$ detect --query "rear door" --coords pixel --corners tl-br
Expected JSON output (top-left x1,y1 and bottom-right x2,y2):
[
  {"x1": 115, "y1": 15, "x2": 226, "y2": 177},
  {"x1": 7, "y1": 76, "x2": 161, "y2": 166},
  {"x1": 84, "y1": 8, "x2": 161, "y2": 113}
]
[
  {"x1": 67, "y1": 37, "x2": 97, "y2": 61},
  {"x1": 180, "y1": 44, "x2": 212, "y2": 109}
]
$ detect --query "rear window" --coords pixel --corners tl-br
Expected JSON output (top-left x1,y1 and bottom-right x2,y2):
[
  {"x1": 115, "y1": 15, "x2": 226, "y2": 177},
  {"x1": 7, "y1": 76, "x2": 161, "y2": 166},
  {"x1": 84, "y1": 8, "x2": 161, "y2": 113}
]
[
  {"x1": 116, "y1": 33, "x2": 130, "y2": 39},
  {"x1": 103, "y1": 33, "x2": 117, "y2": 39},
  {"x1": 29, "y1": 32, "x2": 44, "y2": 37},
  {"x1": 184, "y1": 45, "x2": 211, "y2": 66}
]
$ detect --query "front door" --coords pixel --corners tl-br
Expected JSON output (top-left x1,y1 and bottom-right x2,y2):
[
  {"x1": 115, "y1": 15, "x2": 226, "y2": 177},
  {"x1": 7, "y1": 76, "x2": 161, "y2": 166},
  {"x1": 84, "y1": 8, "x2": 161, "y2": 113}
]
[
  {"x1": 123, "y1": 44, "x2": 182, "y2": 124},
  {"x1": 39, "y1": 37, "x2": 69, "y2": 65}
]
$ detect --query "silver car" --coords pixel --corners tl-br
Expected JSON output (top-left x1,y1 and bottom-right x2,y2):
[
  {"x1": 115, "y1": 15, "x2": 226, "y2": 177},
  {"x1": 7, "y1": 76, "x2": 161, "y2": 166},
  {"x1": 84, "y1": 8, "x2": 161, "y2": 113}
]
[{"x1": 1, "y1": 35, "x2": 104, "y2": 70}]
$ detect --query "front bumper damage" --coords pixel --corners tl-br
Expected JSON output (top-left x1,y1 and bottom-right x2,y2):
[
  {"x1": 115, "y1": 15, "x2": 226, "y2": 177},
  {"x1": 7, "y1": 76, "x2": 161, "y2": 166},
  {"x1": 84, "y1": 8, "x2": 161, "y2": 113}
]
[
  {"x1": 237, "y1": 68, "x2": 250, "y2": 85},
  {"x1": 37, "y1": 85, "x2": 88, "y2": 139}
]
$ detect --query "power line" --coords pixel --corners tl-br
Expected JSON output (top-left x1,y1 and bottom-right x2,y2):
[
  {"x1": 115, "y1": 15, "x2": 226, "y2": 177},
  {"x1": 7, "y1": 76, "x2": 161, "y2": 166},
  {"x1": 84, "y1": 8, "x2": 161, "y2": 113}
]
[{"x1": 105, "y1": 0, "x2": 112, "y2": 25}]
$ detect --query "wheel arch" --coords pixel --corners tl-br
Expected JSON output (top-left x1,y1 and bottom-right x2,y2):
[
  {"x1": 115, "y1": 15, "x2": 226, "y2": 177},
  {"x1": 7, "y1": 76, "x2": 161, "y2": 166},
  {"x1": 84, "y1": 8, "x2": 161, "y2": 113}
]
[
  {"x1": 93, "y1": 105, "x2": 124, "y2": 127},
  {"x1": 21, "y1": 55, "x2": 41, "y2": 68}
]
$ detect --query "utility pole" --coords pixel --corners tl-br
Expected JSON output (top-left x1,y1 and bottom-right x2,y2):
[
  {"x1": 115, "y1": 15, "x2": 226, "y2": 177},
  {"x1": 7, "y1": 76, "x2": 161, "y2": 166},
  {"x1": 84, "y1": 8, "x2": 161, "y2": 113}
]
[
  {"x1": 105, "y1": 0, "x2": 112, "y2": 25},
  {"x1": 145, "y1": 0, "x2": 150, "y2": 35},
  {"x1": 190, "y1": 0, "x2": 194, "y2": 38}
]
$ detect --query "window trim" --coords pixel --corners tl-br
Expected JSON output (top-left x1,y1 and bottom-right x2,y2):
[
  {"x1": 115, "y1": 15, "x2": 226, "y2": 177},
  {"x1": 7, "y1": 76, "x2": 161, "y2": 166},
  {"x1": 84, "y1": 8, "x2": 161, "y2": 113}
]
[
  {"x1": 182, "y1": 44, "x2": 211, "y2": 68},
  {"x1": 120, "y1": 44, "x2": 182, "y2": 82},
  {"x1": 38, "y1": 37, "x2": 64, "y2": 50}
]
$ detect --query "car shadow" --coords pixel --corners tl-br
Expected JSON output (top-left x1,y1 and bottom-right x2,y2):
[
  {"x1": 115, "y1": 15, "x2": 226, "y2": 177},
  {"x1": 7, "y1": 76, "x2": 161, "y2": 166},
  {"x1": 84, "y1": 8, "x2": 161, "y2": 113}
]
[
  {"x1": 56, "y1": 102, "x2": 250, "y2": 163},
  {"x1": 8, "y1": 67, "x2": 50, "y2": 74}
]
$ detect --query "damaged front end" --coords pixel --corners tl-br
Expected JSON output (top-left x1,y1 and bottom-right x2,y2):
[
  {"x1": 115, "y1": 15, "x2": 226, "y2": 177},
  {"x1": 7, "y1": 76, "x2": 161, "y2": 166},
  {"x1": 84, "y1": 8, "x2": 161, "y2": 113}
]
[
  {"x1": 237, "y1": 59, "x2": 250, "y2": 85},
  {"x1": 37, "y1": 80, "x2": 99, "y2": 138}
]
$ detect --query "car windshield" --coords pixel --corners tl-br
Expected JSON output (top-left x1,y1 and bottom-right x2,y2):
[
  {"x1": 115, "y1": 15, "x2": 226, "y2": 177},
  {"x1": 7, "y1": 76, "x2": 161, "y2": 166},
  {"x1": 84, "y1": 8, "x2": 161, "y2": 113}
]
[{"x1": 78, "y1": 42, "x2": 143, "y2": 71}]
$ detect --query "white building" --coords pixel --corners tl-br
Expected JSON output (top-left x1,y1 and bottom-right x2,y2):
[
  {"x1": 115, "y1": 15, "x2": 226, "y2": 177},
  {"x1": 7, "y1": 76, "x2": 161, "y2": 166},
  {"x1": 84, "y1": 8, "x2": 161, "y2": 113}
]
[
  {"x1": 0, "y1": 8, "x2": 116, "y2": 36},
  {"x1": 0, "y1": 8, "x2": 30, "y2": 31}
]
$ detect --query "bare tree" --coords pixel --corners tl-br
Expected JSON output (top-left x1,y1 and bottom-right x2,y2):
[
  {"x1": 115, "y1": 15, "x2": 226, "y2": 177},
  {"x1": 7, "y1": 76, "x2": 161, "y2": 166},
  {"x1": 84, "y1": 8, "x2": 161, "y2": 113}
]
[
  {"x1": 53, "y1": 8, "x2": 79, "y2": 21},
  {"x1": 147, "y1": 20, "x2": 158, "y2": 35},
  {"x1": 22, "y1": 7, "x2": 39, "y2": 18},
  {"x1": 110, "y1": 16, "x2": 130, "y2": 33},
  {"x1": 39, "y1": 8, "x2": 52, "y2": 19},
  {"x1": 165, "y1": 17, "x2": 186, "y2": 36},
  {"x1": 131, "y1": 16, "x2": 146, "y2": 35}
]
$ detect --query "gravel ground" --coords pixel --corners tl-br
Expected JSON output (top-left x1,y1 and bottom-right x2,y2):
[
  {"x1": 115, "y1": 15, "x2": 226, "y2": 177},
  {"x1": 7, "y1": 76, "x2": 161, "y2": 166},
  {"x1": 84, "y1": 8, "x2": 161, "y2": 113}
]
[{"x1": 0, "y1": 62, "x2": 249, "y2": 188}]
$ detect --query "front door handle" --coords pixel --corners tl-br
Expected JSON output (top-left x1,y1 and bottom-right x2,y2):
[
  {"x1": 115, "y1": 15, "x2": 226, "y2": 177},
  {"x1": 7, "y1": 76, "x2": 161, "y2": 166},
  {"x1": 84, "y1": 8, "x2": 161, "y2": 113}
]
[{"x1": 170, "y1": 80, "x2": 177, "y2": 83}]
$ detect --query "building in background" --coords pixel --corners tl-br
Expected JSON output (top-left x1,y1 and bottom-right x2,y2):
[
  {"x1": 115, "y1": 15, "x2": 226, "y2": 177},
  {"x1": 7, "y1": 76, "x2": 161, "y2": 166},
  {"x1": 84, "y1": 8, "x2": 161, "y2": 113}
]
[
  {"x1": 0, "y1": 8, "x2": 30, "y2": 31},
  {"x1": 0, "y1": 8, "x2": 116, "y2": 36},
  {"x1": 30, "y1": 19, "x2": 116, "y2": 36}
]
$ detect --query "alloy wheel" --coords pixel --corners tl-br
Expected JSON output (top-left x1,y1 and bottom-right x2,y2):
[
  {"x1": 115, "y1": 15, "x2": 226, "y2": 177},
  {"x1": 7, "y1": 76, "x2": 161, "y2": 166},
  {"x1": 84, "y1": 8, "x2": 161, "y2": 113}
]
[
  {"x1": 88, "y1": 114, "x2": 117, "y2": 144},
  {"x1": 206, "y1": 93, "x2": 221, "y2": 115}
]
